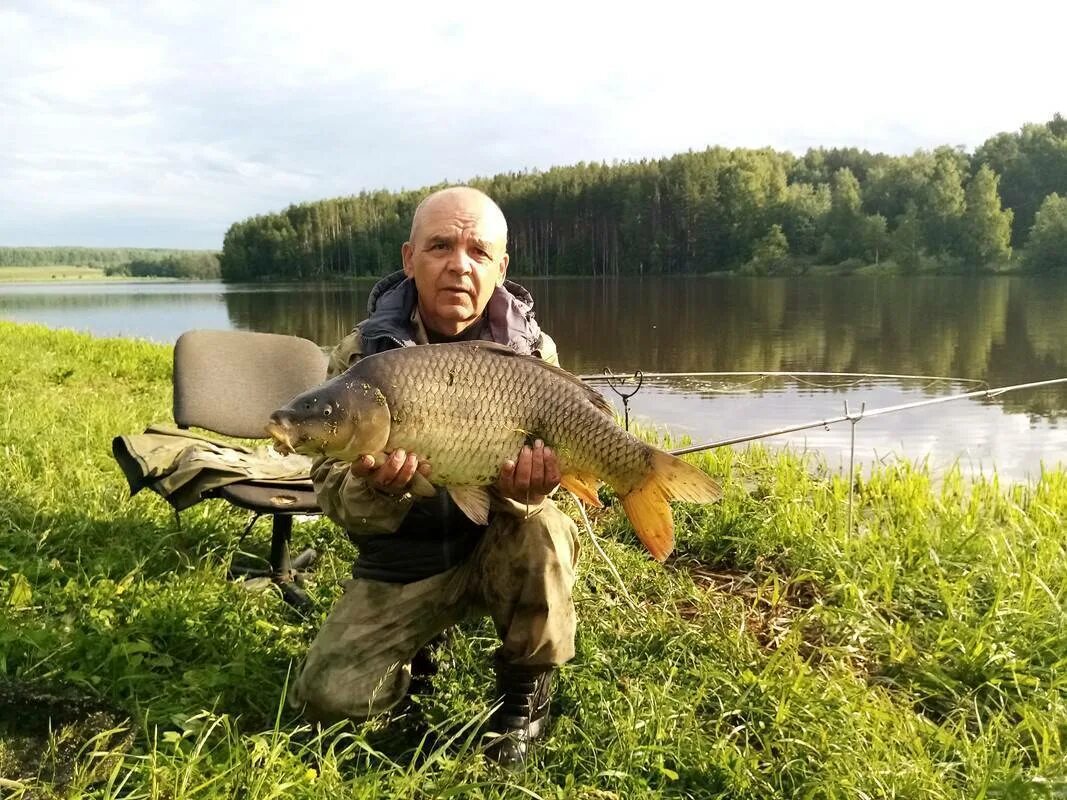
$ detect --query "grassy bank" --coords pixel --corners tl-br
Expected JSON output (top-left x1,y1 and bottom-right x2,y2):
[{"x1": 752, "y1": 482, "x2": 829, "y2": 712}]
[
  {"x1": 0, "y1": 266, "x2": 198, "y2": 284},
  {"x1": 0, "y1": 266, "x2": 109, "y2": 282},
  {"x1": 0, "y1": 321, "x2": 1064, "y2": 798}
]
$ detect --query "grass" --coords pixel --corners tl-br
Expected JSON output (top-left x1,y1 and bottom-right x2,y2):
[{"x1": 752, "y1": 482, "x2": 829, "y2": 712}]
[
  {"x1": 0, "y1": 266, "x2": 109, "y2": 282},
  {"x1": 0, "y1": 266, "x2": 191, "y2": 283},
  {"x1": 0, "y1": 320, "x2": 1064, "y2": 798}
]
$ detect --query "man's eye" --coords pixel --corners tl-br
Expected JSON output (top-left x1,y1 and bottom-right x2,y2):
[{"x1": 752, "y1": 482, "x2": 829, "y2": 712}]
[{"x1": 431, "y1": 242, "x2": 449, "y2": 251}]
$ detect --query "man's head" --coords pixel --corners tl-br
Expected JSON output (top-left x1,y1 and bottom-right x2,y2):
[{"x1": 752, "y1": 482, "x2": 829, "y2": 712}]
[{"x1": 402, "y1": 186, "x2": 509, "y2": 337}]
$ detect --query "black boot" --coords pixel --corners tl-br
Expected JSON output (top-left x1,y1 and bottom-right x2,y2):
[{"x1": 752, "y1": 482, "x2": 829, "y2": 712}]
[{"x1": 484, "y1": 654, "x2": 555, "y2": 767}]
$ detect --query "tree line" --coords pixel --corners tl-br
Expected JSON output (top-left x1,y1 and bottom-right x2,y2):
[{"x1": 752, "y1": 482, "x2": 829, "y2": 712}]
[
  {"x1": 230, "y1": 113, "x2": 1065, "y2": 279},
  {"x1": 103, "y1": 253, "x2": 221, "y2": 279},
  {"x1": 0, "y1": 247, "x2": 211, "y2": 269}
]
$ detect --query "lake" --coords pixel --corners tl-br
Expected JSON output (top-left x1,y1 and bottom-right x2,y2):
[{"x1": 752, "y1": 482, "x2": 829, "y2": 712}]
[{"x1": 2, "y1": 275, "x2": 1065, "y2": 481}]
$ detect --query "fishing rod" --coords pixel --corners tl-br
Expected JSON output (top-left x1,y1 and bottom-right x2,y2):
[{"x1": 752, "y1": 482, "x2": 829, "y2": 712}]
[
  {"x1": 572, "y1": 371, "x2": 1066, "y2": 557},
  {"x1": 666, "y1": 376, "x2": 1067, "y2": 457}
]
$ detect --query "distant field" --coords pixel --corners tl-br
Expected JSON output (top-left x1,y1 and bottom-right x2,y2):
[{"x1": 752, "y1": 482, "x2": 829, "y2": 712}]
[{"x1": 0, "y1": 265, "x2": 107, "y2": 282}]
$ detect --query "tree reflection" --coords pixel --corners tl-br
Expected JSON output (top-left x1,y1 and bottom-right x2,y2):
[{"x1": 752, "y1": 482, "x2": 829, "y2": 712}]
[{"x1": 220, "y1": 276, "x2": 1067, "y2": 417}]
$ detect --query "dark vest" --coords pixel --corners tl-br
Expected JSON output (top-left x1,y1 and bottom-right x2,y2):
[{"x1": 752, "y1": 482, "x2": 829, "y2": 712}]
[{"x1": 348, "y1": 271, "x2": 545, "y2": 584}]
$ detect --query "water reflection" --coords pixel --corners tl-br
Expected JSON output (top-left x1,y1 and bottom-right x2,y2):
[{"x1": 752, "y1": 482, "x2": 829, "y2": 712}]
[
  {"x1": 3, "y1": 275, "x2": 1066, "y2": 478},
  {"x1": 593, "y1": 377, "x2": 1066, "y2": 481},
  {"x1": 0, "y1": 281, "x2": 233, "y2": 342},
  {"x1": 218, "y1": 275, "x2": 1067, "y2": 416}
]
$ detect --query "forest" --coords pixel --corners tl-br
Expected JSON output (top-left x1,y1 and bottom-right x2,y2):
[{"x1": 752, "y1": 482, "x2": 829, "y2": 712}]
[
  {"x1": 219, "y1": 116, "x2": 1067, "y2": 281},
  {"x1": 102, "y1": 252, "x2": 221, "y2": 279},
  {"x1": 0, "y1": 247, "x2": 208, "y2": 268}
]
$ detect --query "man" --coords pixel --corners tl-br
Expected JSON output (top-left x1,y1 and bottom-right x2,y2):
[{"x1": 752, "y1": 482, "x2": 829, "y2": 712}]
[{"x1": 288, "y1": 186, "x2": 580, "y2": 766}]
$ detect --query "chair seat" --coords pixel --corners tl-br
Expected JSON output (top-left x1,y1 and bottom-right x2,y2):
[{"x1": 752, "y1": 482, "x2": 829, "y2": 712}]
[{"x1": 209, "y1": 480, "x2": 321, "y2": 514}]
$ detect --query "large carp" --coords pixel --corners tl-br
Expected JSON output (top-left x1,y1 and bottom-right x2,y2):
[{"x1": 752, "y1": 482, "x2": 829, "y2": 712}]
[{"x1": 266, "y1": 341, "x2": 721, "y2": 561}]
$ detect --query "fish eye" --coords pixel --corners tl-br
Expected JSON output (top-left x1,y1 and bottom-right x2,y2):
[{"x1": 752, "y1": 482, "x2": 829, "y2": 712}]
[{"x1": 323, "y1": 405, "x2": 333, "y2": 417}]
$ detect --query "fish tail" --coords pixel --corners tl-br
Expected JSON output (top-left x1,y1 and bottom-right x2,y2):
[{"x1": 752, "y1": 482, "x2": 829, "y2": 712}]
[{"x1": 620, "y1": 450, "x2": 722, "y2": 562}]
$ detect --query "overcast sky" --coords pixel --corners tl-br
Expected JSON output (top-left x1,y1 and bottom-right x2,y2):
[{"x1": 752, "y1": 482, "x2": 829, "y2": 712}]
[{"x1": 2, "y1": 0, "x2": 1064, "y2": 249}]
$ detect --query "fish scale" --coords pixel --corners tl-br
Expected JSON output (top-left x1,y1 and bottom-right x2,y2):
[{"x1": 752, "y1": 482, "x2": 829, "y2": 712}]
[{"x1": 358, "y1": 343, "x2": 649, "y2": 490}]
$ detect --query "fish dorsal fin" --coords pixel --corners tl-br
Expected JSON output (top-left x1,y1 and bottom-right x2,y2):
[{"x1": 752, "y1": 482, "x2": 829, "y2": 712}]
[
  {"x1": 448, "y1": 485, "x2": 491, "y2": 525},
  {"x1": 443, "y1": 341, "x2": 616, "y2": 419}
]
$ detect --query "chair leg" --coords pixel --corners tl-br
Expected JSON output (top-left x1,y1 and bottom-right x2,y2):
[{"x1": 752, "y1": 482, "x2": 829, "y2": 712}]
[
  {"x1": 268, "y1": 514, "x2": 318, "y2": 609},
  {"x1": 228, "y1": 514, "x2": 318, "y2": 609},
  {"x1": 269, "y1": 515, "x2": 319, "y2": 577},
  {"x1": 269, "y1": 514, "x2": 294, "y2": 575}
]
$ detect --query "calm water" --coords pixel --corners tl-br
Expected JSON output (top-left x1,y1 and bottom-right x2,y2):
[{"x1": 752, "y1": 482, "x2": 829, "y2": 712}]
[{"x1": 3, "y1": 276, "x2": 1066, "y2": 480}]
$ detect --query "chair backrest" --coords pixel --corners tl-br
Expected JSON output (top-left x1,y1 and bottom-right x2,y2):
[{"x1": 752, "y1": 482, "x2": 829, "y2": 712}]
[{"x1": 174, "y1": 329, "x2": 329, "y2": 439}]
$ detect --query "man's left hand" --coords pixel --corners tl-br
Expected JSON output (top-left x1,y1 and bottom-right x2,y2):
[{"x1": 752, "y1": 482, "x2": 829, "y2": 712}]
[{"x1": 496, "y1": 439, "x2": 560, "y2": 507}]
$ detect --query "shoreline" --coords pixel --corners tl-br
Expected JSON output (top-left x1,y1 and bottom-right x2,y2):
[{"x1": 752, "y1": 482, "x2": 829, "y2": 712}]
[{"x1": 0, "y1": 267, "x2": 1032, "y2": 285}]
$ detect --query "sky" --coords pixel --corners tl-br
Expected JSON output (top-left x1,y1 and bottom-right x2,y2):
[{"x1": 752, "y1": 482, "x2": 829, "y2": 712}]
[{"x1": 2, "y1": 0, "x2": 1064, "y2": 249}]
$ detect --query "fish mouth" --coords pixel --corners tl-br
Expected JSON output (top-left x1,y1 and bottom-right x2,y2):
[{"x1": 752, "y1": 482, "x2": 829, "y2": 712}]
[{"x1": 265, "y1": 419, "x2": 295, "y2": 456}]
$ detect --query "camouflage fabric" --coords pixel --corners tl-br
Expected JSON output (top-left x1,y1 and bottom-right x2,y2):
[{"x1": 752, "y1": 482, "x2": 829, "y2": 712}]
[
  {"x1": 112, "y1": 424, "x2": 312, "y2": 511},
  {"x1": 289, "y1": 502, "x2": 579, "y2": 721}
]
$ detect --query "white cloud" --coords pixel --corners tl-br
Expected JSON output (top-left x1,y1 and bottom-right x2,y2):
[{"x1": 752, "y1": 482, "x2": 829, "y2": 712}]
[{"x1": 1, "y1": 0, "x2": 1065, "y2": 247}]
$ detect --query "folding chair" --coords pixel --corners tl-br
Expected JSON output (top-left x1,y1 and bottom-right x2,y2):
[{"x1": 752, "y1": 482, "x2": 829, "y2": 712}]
[{"x1": 172, "y1": 329, "x2": 329, "y2": 607}]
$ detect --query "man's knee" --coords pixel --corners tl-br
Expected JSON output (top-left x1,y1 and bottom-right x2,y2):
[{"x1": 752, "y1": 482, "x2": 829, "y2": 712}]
[
  {"x1": 289, "y1": 658, "x2": 410, "y2": 723},
  {"x1": 497, "y1": 502, "x2": 580, "y2": 571},
  {"x1": 477, "y1": 503, "x2": 580, "y2": 665}
]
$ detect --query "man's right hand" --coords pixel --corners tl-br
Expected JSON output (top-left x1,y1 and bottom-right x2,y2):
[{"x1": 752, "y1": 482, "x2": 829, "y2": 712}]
[{"x1": 351, "y1": 449, "x2": 432, "y2": 495}]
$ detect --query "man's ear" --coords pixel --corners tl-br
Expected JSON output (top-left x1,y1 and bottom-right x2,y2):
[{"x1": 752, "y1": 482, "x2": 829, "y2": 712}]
[
  {"x1": 401, "y1": 242, "x2": 415, "y2": 277},
  {"x1": 497, "y1": 252, "x2": 509, "y2": 285}
]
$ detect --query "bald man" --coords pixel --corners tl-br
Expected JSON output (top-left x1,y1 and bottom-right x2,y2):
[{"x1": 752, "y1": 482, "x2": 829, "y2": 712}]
[{"x1": 289, "y1": 187, "x2": 580, "y2": 767}]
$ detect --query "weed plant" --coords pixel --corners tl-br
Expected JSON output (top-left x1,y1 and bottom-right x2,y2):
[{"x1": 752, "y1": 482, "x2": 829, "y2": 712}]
[{"x1": 0, "y1": 321, "x2": 1064, "y2": 798}]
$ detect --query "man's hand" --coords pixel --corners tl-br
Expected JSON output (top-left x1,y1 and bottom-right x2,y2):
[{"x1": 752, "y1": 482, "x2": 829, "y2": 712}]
[
  {"x1": 496, "y1": 439, "x2": 560, "y2": 507},
  {"x1": 351, "y1": 449, "x2": 432, "y2": 496}
]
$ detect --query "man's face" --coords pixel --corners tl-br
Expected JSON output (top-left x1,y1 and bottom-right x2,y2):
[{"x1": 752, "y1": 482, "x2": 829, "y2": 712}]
[{"x1": 401, "y1": 192, "x2": 508, "y2": 337}]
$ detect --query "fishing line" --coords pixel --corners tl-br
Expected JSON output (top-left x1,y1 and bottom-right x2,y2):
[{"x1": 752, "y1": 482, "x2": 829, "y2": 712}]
[
  {"x1": 574, "y1": 499, "x2": 638, "y2": 610},
  {"x1": 578, "y1": 370, "x2": 990, "y2": 385},
  {"x1": 583, "y1": 370, "x2": 989, "y2": 418},
  {"x1": 667, "y1": 376, "x2": 1067, "y2": 457}
]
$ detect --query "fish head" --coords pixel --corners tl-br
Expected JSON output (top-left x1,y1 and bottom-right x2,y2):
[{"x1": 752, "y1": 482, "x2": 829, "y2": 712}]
[{"x1": 266, "y1": 377, "x2": 391, "y2": 460}]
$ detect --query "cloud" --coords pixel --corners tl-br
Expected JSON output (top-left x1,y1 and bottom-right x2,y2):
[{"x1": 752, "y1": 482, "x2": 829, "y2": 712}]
[{"x1": 1, "y1": 0, "x2": 1064, "y2": 247}]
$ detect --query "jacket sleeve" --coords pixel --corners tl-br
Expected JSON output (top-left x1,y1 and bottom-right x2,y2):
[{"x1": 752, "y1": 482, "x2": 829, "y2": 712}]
[
  {"x1": 537, "y1": 331, "x2": 561, "y2": 367},
  {"x1": 311, "y1": 455, "x2": 415, "y2": 534},
  {"x1": 311, "y1": 325, "x2": 415, "y2": 535}
]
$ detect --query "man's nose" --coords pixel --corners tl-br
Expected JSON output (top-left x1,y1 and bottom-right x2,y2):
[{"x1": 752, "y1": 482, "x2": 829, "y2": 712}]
[{"x1": 445, "y1": 249, "x2": 473, "y2": 274}]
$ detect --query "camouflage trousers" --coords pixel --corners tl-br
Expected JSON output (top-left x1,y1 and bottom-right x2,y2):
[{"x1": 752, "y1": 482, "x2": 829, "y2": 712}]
[{"x1": 288, "y1": 502, "x2": 580, "y2": 722}]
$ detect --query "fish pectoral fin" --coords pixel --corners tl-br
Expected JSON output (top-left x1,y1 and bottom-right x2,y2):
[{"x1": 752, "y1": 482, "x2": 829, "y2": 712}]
[
  {"x1": 560, "y1": 472, "x2": 603, "y2": 507},
  {"x1": 448, "y1": 486, "x2": 491, "y2": 525},
  {"x1": 409, "y1": 472, "x2": 437, "y2": 498}
]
